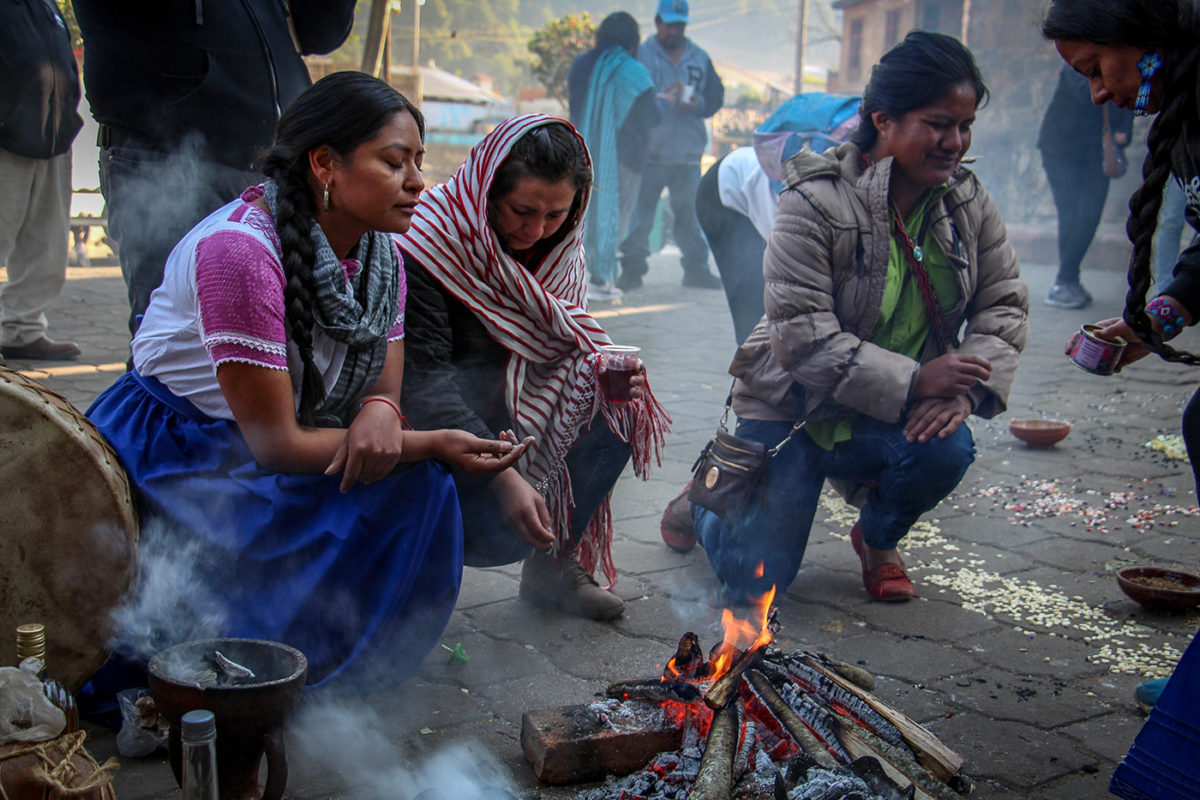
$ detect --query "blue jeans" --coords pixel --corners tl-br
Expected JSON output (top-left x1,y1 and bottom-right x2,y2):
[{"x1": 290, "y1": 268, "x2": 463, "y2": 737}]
[
  {"x1": 620, "y1": 162, "x2": 710, "y2": 276},
  {"x1": 693, "y1": 416, "x2": 976, "y2": 602}
]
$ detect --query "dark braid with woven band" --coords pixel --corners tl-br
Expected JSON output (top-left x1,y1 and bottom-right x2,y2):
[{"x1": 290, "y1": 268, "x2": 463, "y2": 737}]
[
  {"x1": 1146, "y1": 296, "x2": 1187, "y2": 340},
  {"x1": 891, "y1": 210, "x2": 951, "y2": 354}
]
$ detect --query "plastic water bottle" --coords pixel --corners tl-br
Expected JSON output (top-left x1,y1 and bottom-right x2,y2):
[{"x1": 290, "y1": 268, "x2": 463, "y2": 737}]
[{"x1": 180, "y1": 709, "x2": 219, "y2": 800}]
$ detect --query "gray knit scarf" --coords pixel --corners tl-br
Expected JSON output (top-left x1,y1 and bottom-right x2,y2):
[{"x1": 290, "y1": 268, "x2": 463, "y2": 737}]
[{"x1": 262, "y1": 179, "x2": 400, "y2": 427}]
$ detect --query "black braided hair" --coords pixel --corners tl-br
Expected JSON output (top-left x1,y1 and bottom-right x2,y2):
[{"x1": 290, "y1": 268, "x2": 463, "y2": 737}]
[
  {"x1": 1044, "y1": 0, "x2": 1200, "y2": 365},
  {"x1": 256, "y1": 71, "x2": 425, "y2": 424},
  {"x1": 850, "y1": 30, "x2": 989, "y2": 152}
]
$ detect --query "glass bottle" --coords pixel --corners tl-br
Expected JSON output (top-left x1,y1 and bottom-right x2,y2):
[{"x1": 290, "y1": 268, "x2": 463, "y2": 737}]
[
  {"x1": 15, "y1": 623, "x2": 78, "y2": 732},
  {"x1": 180, "y1": 709, "x2": 220, "y2": 800}
]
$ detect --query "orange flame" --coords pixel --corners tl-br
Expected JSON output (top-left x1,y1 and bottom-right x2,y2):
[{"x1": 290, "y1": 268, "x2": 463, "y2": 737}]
[{"x1": 707, "y1": 575, "x2": 776, "y2": 682}]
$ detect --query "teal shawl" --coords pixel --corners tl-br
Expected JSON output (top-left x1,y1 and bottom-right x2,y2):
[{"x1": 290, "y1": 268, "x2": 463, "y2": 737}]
[{"x1": 577, "y1": 48, "x2": 654, "y2": 284}]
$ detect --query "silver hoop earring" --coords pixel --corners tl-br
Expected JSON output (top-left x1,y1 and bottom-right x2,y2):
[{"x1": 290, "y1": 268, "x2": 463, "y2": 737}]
[{"x1": 322, "y1": 183, "x2": 330, "y2": 212}]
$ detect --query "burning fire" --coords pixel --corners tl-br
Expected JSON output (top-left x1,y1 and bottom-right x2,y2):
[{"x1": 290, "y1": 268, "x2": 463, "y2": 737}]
[{"x1": 662, "y1": 563, "x2": 776, "y2": 684}]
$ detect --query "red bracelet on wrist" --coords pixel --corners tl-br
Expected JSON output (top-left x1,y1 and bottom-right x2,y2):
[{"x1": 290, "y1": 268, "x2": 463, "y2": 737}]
[{"x1": 359, "y1": 395, "x2": 403, "y2": 423}]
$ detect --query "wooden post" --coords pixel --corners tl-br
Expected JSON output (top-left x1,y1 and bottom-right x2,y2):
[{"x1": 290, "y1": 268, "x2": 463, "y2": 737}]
[
  {"x1": 793, "y1": 0, "x2": 808, "y2": 95},
  {"x1": 360, "y1": 0, "x2": 388, "y2": 76}
]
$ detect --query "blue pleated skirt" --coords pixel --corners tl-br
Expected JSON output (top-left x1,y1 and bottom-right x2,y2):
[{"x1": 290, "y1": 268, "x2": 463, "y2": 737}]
[{"x1": 86, "y1": 371, "x2": 463, "y2": 688}]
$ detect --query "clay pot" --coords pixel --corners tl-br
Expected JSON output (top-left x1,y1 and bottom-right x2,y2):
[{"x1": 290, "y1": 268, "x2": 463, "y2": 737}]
[
  {"x1": 1117, "y1": 566, "x2": 1200, "y2": 614},
  {"x1": 1009, "y1": 419, "x2": 1071, "y2": 448}
]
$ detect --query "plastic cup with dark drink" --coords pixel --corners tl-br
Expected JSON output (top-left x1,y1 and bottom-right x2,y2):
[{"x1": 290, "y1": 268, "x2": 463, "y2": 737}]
[{"x1": 599, "y1": 345, "x2": 641, "y2": 403}]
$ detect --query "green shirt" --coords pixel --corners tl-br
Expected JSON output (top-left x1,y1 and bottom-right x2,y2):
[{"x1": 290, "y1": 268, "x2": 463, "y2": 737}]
[{"x1": 806, "y1": 194, "x2": 961, "y2": 450}]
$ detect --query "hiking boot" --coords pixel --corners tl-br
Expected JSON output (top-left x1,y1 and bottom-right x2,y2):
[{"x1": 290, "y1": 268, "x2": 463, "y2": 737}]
[
  {"x1": 682, "y1": 269, "x2": 722, "y2": 289},
  {"x1": 519, "y1": 550, "x2": 625, "y2": 620},
  {"x1": 0, "y1": 337, "x2": 81, "y2": 361},
  {"x1": 1045, "y1": 282, "x2": 1093, "y2": 309}
]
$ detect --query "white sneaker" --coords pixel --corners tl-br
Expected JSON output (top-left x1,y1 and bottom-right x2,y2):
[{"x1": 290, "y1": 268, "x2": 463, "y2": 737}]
[{"x1": 587, "y1": 281, "x2": 623, "y2": 302}]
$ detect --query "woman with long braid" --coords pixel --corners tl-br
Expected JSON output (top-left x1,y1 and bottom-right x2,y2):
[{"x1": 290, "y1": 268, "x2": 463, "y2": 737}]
[
  {"x1": 85, "y1": 72, "x2": 529, "y2": 689},
  {"x1": 1044, "y1": 2, "x2": 1200, "y2": 795}
]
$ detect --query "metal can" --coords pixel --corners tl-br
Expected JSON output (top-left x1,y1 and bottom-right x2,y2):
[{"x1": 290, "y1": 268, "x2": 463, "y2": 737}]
[{"x1": 1067, "y1": 323, "x2": 1126, "y2": 375}]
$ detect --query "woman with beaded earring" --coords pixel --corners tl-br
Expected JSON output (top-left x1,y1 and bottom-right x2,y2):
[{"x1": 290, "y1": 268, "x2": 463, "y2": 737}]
[
  {"x1": 84, "y1": 72, "x2": 530, "y2": 693},
  {"x1": 1044, "y1": 1, "x2": 1200, "y2": 795}
]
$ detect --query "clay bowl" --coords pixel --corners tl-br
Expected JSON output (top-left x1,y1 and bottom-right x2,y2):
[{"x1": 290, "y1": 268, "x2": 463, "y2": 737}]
[
  {"x1": 1009, "y1": 419, "x2": 1071, "y2": 448},
  {"x1": 1117, "y1": 566, "x2": 1200, "y2": 614}
]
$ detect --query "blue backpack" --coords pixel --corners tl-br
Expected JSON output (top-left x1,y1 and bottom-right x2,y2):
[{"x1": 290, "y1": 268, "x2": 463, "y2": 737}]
[{"x1": 753, "y1": 92, "x2": 862, "y2": 184}]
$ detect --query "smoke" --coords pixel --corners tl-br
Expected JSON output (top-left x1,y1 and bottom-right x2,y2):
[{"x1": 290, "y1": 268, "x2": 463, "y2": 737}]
[
  {"x1": 289, "y1": 697, "x2": 518, "y2": 800},
  {"x1": 107, "y1": 519, "x2": 229, "y2": 662}
]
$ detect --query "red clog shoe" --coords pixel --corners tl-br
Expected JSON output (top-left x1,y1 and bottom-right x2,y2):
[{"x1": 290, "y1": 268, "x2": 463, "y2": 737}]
[{"x1": 851, "y1": 522, "x2": 914, "y2": 601}]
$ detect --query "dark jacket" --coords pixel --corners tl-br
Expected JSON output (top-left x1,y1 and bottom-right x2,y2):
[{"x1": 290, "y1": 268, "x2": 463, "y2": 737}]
[
  {"x1": 400, "y1": 250, "x2": 511, "y2": 440},
  {"x1": 1037, "y1": 64, "x2": 1135, "y2": 162},
  {"x1": 71, "y1": 0, "x2": 354, "y2": 170},
  {"x1": 0, "y1": 0, "x2": 83, "y2": 159}
]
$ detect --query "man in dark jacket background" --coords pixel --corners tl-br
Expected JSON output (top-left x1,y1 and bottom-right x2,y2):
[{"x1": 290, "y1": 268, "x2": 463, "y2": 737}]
[
  {"x1": 0, "y1": 0, "x2": 84, "y2": 364},
  {"x1": 71, "y1": 0, "x2": 356, "y2": 339},
  {"x1": 617, "y1": 0, "x2": 724, "y2": 291}
]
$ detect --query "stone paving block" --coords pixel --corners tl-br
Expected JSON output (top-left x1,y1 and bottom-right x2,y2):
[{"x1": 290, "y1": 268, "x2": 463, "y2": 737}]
[
  {"x1": 1055, "y1": 706, "x2": 1146, "y2": 763},
  {"x1": 926, "y1": 714, "x2": 1094, "y2": 790},
  {"x1": 965, "y1": 628, "x2": 1107, "y2": 680},
  {"x1": 928, "y1": 541, "x2": 1035, "y2": 575},
  {"x1": 1014, "y1": 534, "x2": 1135, "y2": 573},
  {"x1": 867, "y1": 595, "x2": 1003, "y2": 642},
  {"x1": 455, "y1": 564, "x2": 521, "y2": 610},
  {"x1": 826, "y1": 630, "x2": 983, "y2": 685},
  {"x1": 926, "y1": 667, "x2": 1120, "y2": 728},
  {"x1": 869, "y1": 675, "x2": 953, "y2": 725},
  {"x1": 1027, "y1": 768, "x2": 1121, "y2": 800}
]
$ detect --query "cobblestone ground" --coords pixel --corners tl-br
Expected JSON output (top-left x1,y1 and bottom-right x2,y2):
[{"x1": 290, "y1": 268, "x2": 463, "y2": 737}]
[{"x1": 4, "y1": 244, "x2": 1198, "y2": 799}]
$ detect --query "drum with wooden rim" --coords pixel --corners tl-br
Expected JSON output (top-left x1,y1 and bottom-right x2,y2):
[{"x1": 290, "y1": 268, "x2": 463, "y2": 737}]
[{"x1": 0, "y1": 368, "x2": 139, "y2": 691}]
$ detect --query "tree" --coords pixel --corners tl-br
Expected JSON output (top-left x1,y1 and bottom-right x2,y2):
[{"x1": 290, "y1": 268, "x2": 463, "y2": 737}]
[{"x1": 527, "y1": 12, "x2": 594, "y2": 104}]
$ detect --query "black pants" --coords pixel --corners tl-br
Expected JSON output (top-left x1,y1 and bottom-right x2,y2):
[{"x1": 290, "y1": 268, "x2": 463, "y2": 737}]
[
  {"x1": 99, "y1": 142, "x2": 259, "y2": 338},
  {"x1": 1041, "y1": 151, "x2": 1112, "y2": 285},
  {"x1": 454, "y1": 418, "x2": 632, "y2": 567},
  {"x1": 695, "y1": 158, "x2": 768, "y2": 345}
]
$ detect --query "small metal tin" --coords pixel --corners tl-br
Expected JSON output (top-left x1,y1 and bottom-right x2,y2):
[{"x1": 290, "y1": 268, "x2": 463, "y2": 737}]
[{"x1": 1067, "y1": 323, "x2": 1126, "y2": 375}]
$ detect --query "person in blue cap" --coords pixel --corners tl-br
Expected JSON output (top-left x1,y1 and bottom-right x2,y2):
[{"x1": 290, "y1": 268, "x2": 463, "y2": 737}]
[{"x1": 617, "y1": 0, "x2": 725, "y2": 291}]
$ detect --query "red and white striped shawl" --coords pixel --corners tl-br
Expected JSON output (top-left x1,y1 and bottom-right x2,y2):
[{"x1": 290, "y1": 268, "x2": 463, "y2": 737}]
[{"x1": 401, "y1": 113, "x2": 669, "y2": 585}]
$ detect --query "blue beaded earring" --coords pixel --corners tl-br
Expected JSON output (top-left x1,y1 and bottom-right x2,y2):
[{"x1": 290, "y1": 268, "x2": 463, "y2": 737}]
[{"x1": 1135, "y1": 51, "x2": 1162, "y2": 116}]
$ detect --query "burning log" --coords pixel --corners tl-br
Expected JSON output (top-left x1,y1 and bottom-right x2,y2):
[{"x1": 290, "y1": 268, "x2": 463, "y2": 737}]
[
  {"x1": 745, "y1": 669, "x2": 838, "y2": 769},
  {"x1": 772, "y1": 657, "x2": 904, "y2": 747},
  {"x1": 662, "y1": 631, "x2": 706, "y2": 681},
  {"x1": 689, "y1": 702, "x2": 740, "y2": 800},
  {"x1": 831, "y1": 713, "x2": 959, "y2": 800},
  {"x1": 605, "y1": 678, "x2": 702, "y2": 704},
  {"x1": 703, "y1": 639, "x2": 769, "y2": 710},
  {"x1": 794, "y1": 653, "x2": 964, "y2": 784}
]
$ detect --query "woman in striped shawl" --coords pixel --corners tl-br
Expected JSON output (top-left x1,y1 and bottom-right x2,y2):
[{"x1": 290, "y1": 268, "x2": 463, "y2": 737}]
[{"x1": 400, "y1": 114, "x2": 670, "y2": 620}]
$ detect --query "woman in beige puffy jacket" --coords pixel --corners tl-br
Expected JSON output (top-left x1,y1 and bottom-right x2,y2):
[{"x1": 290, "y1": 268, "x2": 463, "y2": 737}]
[{"x1": 666, "y1": 31, "x2": 1028, "y2": 604}]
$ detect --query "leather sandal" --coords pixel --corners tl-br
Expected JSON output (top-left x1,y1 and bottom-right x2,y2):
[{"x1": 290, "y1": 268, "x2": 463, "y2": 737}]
[
  {"x1": 660, "y1": 482, "x2": 697, "y2": 553},
  {"x1": 851, "y1": 522, "x2": 914, "y2": 601}
]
